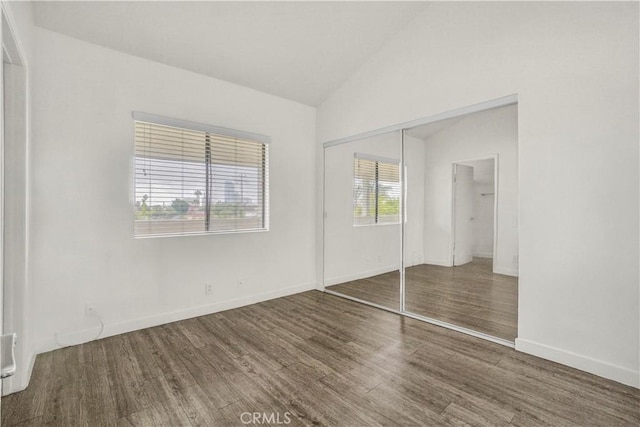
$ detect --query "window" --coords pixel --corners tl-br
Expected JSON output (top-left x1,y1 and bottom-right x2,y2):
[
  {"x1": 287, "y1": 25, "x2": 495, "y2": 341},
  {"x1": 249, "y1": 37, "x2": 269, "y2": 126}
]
[
  {"x1": 134, "y1": 113, "x2": 269, "y2": 237},
  {"x1": 353, "y1": 153, "x2": 400, "y2": 225}
]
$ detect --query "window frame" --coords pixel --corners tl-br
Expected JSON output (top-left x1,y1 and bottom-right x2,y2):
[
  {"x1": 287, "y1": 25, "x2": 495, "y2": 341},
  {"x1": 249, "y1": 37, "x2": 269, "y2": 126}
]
[{"x1": 132, "y1": 112, "x2": 270, "y2": 238}]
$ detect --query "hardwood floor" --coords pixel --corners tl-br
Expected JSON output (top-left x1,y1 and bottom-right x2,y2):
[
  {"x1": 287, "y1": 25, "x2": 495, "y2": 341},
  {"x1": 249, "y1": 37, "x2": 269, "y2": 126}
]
[
  {"x1": 326, "y1": 258, "x2": 517, "y2": 341},
  {"x1": 406, "y1": 258, "x2": 518, "y2": 341},
  {"x1": 3, "y1": 291, "x2": 638, "y2": 426},
  {"x1": 326, "y1": 270, "x2": 400, "y2": 310}
]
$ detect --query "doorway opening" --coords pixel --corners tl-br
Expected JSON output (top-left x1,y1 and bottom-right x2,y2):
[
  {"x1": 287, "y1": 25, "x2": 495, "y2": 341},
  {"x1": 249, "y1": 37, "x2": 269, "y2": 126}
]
[{"x1": 452, "y1": 157, "x2": 497, "y2": 269}]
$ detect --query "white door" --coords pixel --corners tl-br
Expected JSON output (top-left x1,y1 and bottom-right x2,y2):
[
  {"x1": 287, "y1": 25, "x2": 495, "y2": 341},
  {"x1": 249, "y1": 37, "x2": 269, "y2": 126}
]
[{"x1": 453, "y1": 164, "x2": 474, "y2": 266}]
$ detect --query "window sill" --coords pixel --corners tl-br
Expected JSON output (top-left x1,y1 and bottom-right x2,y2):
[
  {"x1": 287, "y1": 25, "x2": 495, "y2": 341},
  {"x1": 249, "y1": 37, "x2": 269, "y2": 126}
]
[
  {"x1": 134, "y1": 227, "x2": 269, "y2": 239},
  {"x1": 353, "y1": 222, "x2": 401, "y2": 228}
]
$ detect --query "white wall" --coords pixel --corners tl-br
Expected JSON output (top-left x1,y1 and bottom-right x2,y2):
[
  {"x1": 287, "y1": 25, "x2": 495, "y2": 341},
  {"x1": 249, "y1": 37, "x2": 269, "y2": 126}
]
[
  {"x1": 31, "y1": 28, "x2": 317, "y2": 352},
  {"x1": 324, "y1": 131, "x2": 401, "y2": 284},
  {"x1": 1, "y1": 0, "x2": 35, "y2": 394},
  {"x1": 420, "y1": 106, "x2": 517, "y2": 276},
  {"x1": 318, "y1": 2, "x2": 639, "y2": 387}
]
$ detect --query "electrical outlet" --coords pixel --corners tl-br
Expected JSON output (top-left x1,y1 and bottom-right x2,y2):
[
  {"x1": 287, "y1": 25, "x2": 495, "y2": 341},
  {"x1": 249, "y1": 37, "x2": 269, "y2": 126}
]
[
  {"x1": 513, "y1": 255, "x2": 519, "y2": 264},
  {"x1": 237, "y1": 279, "x2": 243, "y2": 286},
  {"x1": 205, "y1": 283, "x2": 213, "y2": 295}
]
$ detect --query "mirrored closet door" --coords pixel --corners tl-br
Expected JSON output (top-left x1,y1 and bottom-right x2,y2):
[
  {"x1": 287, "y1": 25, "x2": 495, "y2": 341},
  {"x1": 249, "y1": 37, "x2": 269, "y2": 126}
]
[
  {"x1": 402, "y1": 104, "x2": 519, "y2": 343},
  {"x1": 322, "y1": 99, "x2": 519, "y2": 346},
  {"x1": 323, "y1": 131, "x2": 402, "y2": 312}
]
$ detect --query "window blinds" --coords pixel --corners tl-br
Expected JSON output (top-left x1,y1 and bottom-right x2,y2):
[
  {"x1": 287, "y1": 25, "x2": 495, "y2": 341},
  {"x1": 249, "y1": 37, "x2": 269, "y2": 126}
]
[
  {"x1": 353, "y1": 154, "x2": 400, "y2": 225},
  {"x1": 134, "y1": 120, "x2": 269, "y2": 237}
]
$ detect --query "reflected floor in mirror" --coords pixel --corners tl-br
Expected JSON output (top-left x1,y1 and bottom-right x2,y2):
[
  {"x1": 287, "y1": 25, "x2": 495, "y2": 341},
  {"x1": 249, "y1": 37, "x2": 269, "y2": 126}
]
[
  {"x1": 326, "y1": 259, "x2": 517, "y2": 341},
  {"x1": 405, "y1": 258, "x2": 517, "y2": 341},
  {"x1": 325, "y1": 270, "x2": 400, "y2": 311}
]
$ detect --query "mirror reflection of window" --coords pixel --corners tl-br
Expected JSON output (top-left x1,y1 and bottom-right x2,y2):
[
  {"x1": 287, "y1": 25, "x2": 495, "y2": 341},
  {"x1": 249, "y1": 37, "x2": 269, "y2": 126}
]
[
  {"x1": 353, "y1": 154, "x2": 400, "y2": 226},
  {"x1": 323, "y1": 131, "x2": 402, "y2": 312}
]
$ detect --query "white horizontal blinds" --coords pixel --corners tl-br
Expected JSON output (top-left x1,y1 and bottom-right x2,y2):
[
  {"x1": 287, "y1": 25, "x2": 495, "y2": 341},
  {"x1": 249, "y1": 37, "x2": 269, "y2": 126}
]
[
  {"x1": 354, "y1": 157, "x2": 377, "y2": 225},
  {"x1": 209, "y1": 134, "x2": 268, "y2": 232},
  {"x1": 376, "y1": 159, "x2": 400, "y2": 224},
  {"x1": 353, "y1": 154, "x2": 400, "y2": 226},
  {"x1": 134, "y1": 120, "x2": 268, "y2": 237},
  {"x1": 135, "y1": 122, "x2": 207, "y2": 236}
]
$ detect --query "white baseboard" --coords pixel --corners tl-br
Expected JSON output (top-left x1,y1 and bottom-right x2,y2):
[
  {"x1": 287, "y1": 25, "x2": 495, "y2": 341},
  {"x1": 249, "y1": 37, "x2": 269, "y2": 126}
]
[
  {"x1": 404, "y1": 259, "x2": 425, "y2": 268},
  {"x1": 324, "y1": 265, "x2": 399, "y2": 286},
  {"x1": 515, "y1": 338, "x2": 639, "y2": 388},
  {"x1": 26, "y1": 348, "x2": 36, "y2": 386},
  {"x1": 422, "y1": 259, "x2": 452, "y2": 267},
  {"x1": 473, "y1": 252, "x2": 493, "y2": 258},
  {"x1": 2, "y1": 345, "x2": 36, "y2": 396},
  {"x1": 38, "y1": 282, "x2": 316, "y2": 354},
  {"x1": 493, "y1": 265, "x2": 518, "y2": 277}
]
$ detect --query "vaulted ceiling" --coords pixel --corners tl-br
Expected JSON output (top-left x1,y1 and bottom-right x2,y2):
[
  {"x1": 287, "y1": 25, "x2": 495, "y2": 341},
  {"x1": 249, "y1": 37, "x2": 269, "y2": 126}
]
[{"x1": 32, "y1": 1, "x2": 427, "y2": 106}]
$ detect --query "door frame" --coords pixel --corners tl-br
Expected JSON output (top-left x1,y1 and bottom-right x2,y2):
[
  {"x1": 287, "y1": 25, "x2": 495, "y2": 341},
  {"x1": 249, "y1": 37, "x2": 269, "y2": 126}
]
[
  {"x1": 450, "y1": 154, "x2": 499, "y2": 270},
  {"x1": 1, "y1": 2, "x2": 29, "y2": 397}
]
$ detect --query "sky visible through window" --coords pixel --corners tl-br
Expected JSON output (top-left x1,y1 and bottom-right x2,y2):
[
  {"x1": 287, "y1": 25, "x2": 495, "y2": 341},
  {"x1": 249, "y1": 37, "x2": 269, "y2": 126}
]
[{"x1": 135, "y1": 157, "x2": 262, "y2": 218}]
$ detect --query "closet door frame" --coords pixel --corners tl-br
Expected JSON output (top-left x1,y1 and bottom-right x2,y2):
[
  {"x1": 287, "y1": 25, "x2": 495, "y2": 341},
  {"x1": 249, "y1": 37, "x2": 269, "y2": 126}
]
[{"x1": 321, "y1": 94, "x2": 518, "y2": 348}]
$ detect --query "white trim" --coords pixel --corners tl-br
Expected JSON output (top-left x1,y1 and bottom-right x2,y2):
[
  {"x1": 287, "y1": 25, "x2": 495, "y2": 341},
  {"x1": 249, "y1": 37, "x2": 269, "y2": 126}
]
[
  {"x1": 404, "y1": 311, "x2": 515, "y2": 347},
  {"x1": 515, "y1": 338, "x2": 639, "y2": 388},
  {"x1": 400, "y1": 133, "x2": 406, "y2": 312},
  {"x1": 403, "y1": 259, "x2": 424, "y2": 268},
  {"x1": 472, "y1": 252, "x2": 493, "y2": 258},
  {"x1": 0, "y1": 346, "x2": 34, "y2": 396},
  {"x1": 134, "y1": 227, "x2": 269, "y2": 240},
  {"x1": 37, "y1": 282, "x2": 315, "y2": 354},
  {"x1": 323, "y1": 94, "x2": 518, "y2": 148},
  {"x1": 324, "y1": 290, "x2": 401, "y2": 315},
  {"x1": 324, "y1": 265, "x2": 399, "y2": 287},
  {"x1": 23, "y1": 349, "x2": 35, "y2": 389},
  {"x1": 493, "y1": 266, "x2": 518, "y2": 277},
  {"x1": 353, "y1": 221, "x2": 401, "y2": 228},
  {"x1": 320, "y1": 146, "x2": 326, "y2": 290},
  {"x1": 451, "y1": 163, "x2": 457, "y2": 266},
  {"x1": 421, "y1": 259, "x2": 452, "y2": 267},
  {"x1": 492, "y1": 155, "x2": 500, "y2": 270},
  {"x1": 132, "y1": 111, "x2": 271, "y2": 144},
  {"x1": 0, "y1": 13, "x2": 5, "y2": 398},
  {"x1": 0, "y1": 4, "x2": 30, "y2": 398}
]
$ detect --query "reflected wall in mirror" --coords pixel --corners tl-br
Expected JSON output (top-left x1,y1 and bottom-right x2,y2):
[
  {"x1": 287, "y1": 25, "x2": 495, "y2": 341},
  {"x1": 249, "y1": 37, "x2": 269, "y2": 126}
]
[
  {"x1": 403, "y1": 104, "x2": 519, "y2": 342},
  {"x1": 324, "y1": 131, "x2": 402, "y2": 311}
]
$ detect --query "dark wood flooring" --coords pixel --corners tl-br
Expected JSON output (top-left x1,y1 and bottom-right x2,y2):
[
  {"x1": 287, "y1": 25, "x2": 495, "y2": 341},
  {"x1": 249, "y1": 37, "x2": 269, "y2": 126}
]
[
  {"x1": 406, "y1": 258, "x2": 518, "y2": 341},
  {"x1": 3, "y1": 291, "x2": 638, "y2": 426},
  {"x1": 326, "y1": 270, "x2": 400, "y2": 310},
  {"x1": 326, "y1": 259, "x2": 517, "y2": 341}
]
